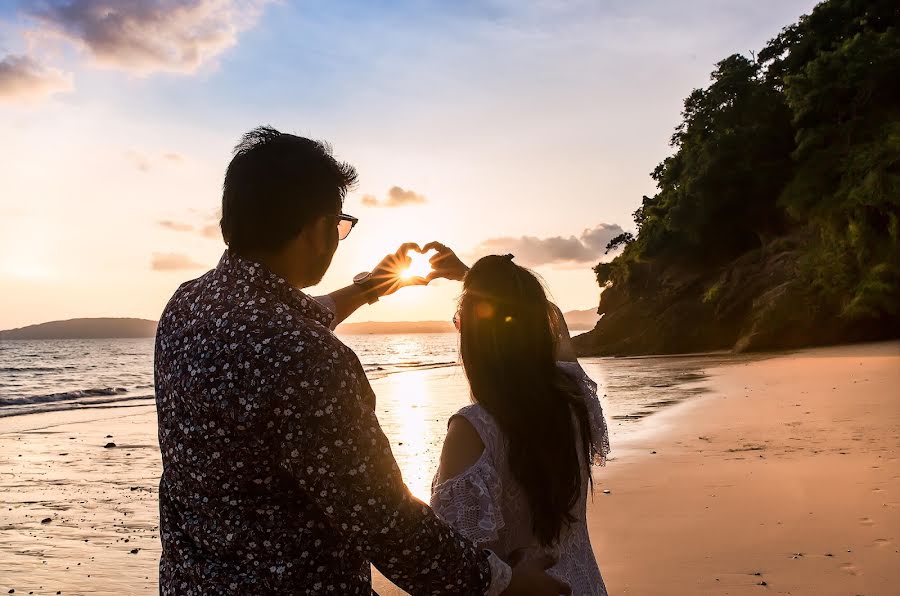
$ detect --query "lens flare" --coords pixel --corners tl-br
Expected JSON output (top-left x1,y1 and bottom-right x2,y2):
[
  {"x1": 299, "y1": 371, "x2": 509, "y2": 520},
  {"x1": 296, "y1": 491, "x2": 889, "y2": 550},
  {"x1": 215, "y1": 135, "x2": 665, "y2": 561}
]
[{"x1": 400, "y1": 251, "x2": 434, "y2": 280}]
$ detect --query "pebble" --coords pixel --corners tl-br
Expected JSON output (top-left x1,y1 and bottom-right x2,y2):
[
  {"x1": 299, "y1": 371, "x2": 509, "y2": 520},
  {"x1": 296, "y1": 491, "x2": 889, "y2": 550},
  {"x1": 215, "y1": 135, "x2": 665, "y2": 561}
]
[
  {"x1": 130, "y1": 548, "x2": 139, "y2": 554},
  {"x1": 104, "y1": 443, "x2": 116, "y2": 449},
  {"x1": 602, "y1": 489, "x2": 611, "y2": 494},
  {"x1": 41, "y1": 518, "x2": 52, "y2": 524}
]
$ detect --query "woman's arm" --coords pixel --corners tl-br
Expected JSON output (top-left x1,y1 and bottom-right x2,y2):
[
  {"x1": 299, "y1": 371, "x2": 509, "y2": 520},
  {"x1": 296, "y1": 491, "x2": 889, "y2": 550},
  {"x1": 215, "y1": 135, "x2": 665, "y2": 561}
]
[
  {"x1": 434, "y1": 416, "x2": 486, "y2": 486},
  {"x1": 551, "y1": 303, "x2": 578, "y2": 362}
]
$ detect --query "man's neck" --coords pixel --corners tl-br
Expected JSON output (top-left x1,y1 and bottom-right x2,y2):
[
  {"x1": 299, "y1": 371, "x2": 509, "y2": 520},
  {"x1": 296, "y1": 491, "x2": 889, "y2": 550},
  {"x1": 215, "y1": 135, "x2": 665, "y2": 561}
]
[{"x1": 236, "y1": 249, "x2": 309, "y2": 289}]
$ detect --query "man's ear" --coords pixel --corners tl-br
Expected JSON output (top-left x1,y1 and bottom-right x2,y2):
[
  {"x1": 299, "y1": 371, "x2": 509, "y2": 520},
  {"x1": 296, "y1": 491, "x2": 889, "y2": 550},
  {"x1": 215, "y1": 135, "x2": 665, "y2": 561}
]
[{"x1": 301, "y1": 215, "x2": 330, "y2": 252}]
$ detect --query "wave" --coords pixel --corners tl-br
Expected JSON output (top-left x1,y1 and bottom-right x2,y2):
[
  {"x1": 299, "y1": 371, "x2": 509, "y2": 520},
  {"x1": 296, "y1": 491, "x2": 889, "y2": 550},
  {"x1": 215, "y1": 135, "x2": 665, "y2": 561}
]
[
  {"x1": 0, "y1": 389, "x2": 155, "y2": 419},
  {"x1": 0, "y1": 387, "x2": 129, "y2": 406},
  {"x1": 362, "y1": 360, "x2": 458, "y2": 378},
  {"x1": 0, "y1": 365, "x2": 77, "y2": 372}
]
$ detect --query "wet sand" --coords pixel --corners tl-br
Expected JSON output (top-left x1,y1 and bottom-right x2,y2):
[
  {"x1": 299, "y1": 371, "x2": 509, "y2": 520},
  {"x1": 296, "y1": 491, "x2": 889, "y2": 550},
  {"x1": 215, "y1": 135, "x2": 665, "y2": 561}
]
[
  {"x1": 1, "y1": 342, "x2": 897, "y2": 595},
  {"x1": 585, "y1": 341, "x2": 900, "y2": 596}
]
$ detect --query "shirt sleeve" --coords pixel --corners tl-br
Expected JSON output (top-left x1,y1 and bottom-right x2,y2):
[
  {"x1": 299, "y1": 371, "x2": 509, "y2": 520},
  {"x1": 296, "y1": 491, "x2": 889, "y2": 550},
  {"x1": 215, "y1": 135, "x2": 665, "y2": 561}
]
[
  {"x1": 310, "y1": 295, "x2": 339, "y2": 330},
  {"x1": 275, "y1": 339, "x2": 493, "y2": 595}
]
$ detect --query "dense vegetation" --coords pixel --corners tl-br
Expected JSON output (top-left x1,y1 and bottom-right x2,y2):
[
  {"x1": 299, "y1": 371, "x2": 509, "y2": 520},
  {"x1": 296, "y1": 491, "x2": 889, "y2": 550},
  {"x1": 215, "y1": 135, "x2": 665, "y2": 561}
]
[{"x1": 575, "y1": 0, "x2": 899, "y2": 355}]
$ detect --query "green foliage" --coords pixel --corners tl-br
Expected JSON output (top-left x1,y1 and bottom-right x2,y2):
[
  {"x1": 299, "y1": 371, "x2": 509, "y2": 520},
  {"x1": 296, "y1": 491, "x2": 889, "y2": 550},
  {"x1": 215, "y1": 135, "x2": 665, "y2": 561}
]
[
  {"x1": 595, "y1": 0, "x2": 900, "y2": 331},
  {"x1": 702, "y1": 280, "x2": 724, "y2": 305},
  {"x1": 604, "y1": 232, "x2": 634, "y2": 254}
]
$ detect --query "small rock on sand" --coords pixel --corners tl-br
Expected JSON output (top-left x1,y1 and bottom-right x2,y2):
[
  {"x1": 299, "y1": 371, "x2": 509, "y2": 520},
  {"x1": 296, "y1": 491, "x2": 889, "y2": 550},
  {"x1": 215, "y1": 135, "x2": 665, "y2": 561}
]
[
  {"x1": 602, "y1": 489, "x2": 611, "y2": 494},
  {"x1": 41, "y1": 518, "x2": 52, "y2": 524},
  {"x1": 130, "y1": 549, "x2": 139, "y2": 554},
  {"x1": 104, "y1": 443, "x2": 116, "y2": 448}
]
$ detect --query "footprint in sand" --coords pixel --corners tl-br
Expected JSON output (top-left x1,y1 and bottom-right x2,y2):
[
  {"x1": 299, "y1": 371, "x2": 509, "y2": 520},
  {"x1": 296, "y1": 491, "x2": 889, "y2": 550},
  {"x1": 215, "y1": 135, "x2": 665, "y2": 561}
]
[
  {"x1": 872, "y1": 538, "x2": 891, "y2": 547},
  {"x1": 859, "y1": 517, "x2": 875, "y2": 526},
  {"x1": 839, "y1": 563, "x2": 859, "y2": 576}
]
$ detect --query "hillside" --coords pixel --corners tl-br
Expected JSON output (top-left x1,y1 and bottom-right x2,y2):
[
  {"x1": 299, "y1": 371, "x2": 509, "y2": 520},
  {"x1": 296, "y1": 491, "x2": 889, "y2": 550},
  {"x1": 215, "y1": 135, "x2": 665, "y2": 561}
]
[
  {"x1": 0, "y1": 318, "x2": 158, "y2": 340},
  {"x1": 562, "y1": 308, "x2": 601, "y2": 330},
  {"x1": 336, "y1": 320, "x2": 454, "y2": 334},
  {"x1": 574, "y1": 0, "x2": 900, "y2": 356}
]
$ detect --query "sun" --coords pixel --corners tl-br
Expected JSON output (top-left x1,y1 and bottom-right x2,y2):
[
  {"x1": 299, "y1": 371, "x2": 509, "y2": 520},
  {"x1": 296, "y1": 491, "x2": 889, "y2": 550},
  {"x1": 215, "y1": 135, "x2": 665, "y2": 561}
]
[{"x1": 400, "y1": 251, "x2": 434, "y2": 280}]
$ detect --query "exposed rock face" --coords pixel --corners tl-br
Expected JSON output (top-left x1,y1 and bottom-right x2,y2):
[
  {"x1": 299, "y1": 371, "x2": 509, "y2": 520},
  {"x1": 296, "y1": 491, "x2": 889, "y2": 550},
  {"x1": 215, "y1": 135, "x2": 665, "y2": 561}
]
[{"x1": 572, "y1": 239, "x2": 899, "y2": 356}]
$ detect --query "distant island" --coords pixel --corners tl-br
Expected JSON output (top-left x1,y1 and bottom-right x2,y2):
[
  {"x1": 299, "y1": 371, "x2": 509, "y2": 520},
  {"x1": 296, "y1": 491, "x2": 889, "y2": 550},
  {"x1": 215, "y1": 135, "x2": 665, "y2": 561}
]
[
  {"x1": 0, "y1": 318, "x2": 158, "y2": 340},
  {"x1": 0, "y1": 310, "x2": 599, "y2": 340},
  {"x1": 337, "y1": 320, "x2": 454, "y2": 334}
]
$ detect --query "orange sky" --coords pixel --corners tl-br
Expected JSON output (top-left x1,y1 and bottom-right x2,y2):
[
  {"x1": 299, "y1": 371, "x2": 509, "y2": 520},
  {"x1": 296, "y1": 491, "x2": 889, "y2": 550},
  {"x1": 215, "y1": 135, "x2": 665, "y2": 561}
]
[{"x1": 0, "y1": 0, "x2": 819, "y2": 329}]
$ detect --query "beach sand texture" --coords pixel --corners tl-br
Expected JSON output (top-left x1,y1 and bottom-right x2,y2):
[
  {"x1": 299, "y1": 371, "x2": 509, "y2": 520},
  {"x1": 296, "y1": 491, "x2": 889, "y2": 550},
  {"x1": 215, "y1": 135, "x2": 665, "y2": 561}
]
[{"x1": 1, "y1": 342, "x2": 897, "y2": 595}]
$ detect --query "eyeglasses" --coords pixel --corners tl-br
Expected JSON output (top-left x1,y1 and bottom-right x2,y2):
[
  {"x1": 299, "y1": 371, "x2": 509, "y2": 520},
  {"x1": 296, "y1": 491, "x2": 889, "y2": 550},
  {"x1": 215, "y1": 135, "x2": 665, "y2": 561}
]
[{"x1": 333, "y1": 213, "x2": 358, "y2": 240}]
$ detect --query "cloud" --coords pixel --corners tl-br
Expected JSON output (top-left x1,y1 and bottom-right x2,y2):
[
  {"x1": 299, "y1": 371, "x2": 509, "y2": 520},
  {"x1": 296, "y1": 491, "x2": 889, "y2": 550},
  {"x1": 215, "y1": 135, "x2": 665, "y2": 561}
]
[
  {"x1": 158, "y1": 219, "x2": 195, "y2": 232},
  {"x1": 361, "y1": 186, "x2": 427, "y2": 208},
  {"x1": 151, "y1": 252, "x2": 205, "y2": 270},
  {"x1": 472, "y1": 223, "x2": 625, "y2": 267},
  {"x1": 199, "y1": 223, "x2": 220, "y2": 238},
  {"x1": 0, "y1": 53, "x2": 73, "y2": 103},
  {"x1": 157, "y1": 211, "x2": 220, "y2": 239},
  {"x1": 27, "y1": 0, "x2": 271, "y2": 75},
  {"x1": 125, "y1": 149, "x2": 185, "y2": 171}
]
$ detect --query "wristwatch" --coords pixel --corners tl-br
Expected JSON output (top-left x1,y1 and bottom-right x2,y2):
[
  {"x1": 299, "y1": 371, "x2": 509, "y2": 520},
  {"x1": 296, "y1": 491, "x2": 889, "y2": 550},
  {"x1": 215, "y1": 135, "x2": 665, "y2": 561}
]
[{"x1": 353, "y1": 271, "x2": 380, "y2": 304}]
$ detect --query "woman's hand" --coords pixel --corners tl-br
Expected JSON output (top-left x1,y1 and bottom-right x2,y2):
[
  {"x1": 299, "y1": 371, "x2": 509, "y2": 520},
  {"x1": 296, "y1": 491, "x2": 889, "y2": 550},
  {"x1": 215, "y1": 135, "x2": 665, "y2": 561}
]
[{"x1": 422, "y1": 241, "x2": 469, "y2": 282}]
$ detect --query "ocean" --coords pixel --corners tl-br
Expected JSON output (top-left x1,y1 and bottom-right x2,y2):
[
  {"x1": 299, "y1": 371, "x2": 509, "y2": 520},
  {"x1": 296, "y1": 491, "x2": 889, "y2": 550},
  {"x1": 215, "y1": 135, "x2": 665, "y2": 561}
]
[
  {"x1": 0, "y1": 334, "x2": 459, "y2": 417},
  {"x1": 0, "y1": 334, "x2": 727, "y2": 498}
]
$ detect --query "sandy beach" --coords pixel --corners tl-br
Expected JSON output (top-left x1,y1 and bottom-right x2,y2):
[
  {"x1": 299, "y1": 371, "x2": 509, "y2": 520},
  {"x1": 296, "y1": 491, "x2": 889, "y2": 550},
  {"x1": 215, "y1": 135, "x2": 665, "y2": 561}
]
[
  {"x1": 1, "y1": 342, "x2": 897, "y2": 595},
  {"x1": 583, "y1": 341, "x2": 900, "y2": 596}
]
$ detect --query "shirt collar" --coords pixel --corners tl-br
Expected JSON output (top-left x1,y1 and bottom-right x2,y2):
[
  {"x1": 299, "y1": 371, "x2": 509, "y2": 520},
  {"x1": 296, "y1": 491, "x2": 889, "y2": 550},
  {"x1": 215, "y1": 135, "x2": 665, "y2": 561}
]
[{"x1": 216, "y1": 250, "x2": 335, "y2": 329}]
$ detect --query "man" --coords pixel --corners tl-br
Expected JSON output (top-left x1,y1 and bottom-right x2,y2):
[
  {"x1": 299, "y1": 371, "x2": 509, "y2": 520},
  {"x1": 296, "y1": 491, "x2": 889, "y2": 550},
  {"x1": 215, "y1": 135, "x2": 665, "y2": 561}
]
[{"x1": 154, "y1": 126, "x2": 570, "y2": 594}]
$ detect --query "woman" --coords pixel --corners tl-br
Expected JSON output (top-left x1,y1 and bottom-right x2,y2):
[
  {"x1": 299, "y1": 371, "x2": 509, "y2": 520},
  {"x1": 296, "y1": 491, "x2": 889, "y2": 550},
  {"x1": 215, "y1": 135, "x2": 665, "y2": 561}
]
[{"x1": 426, "y1": 247, "x2": 610, "y2": 596}]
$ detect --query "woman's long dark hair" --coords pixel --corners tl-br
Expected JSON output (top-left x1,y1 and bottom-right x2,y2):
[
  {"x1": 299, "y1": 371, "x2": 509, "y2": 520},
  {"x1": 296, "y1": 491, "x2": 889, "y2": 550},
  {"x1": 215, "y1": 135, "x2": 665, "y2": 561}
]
[{"x1": 459, "y1": 255, "x2": 593, "y2": 546}]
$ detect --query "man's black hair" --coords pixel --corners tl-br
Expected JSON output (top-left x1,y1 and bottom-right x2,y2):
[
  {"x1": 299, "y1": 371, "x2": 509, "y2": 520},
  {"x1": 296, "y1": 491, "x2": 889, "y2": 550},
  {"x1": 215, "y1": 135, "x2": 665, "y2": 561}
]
[{"x1": 220, "y1": 126, "x2": 358, "y2": 254}]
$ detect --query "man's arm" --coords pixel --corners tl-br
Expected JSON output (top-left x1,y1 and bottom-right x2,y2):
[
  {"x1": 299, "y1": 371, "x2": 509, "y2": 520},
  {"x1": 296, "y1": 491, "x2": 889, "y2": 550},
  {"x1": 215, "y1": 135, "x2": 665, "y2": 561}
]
[{"x1": 276, "y1": 340, "x2": 492, "y2": 594}]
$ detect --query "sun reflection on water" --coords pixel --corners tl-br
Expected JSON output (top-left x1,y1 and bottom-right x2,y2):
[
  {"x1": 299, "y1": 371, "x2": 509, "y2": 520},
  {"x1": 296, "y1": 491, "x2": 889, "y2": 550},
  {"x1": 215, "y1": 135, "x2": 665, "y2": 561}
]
[{"x1": 372, "y1": 366, "x2": 470, "y2": 501}]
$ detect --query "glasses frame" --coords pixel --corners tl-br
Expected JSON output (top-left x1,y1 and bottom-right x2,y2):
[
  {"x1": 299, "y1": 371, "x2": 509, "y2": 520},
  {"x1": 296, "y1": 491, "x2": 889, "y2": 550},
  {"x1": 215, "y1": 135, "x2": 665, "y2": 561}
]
[{"x1": 333, "y1": 213, "x2": 358, "y2": 240}]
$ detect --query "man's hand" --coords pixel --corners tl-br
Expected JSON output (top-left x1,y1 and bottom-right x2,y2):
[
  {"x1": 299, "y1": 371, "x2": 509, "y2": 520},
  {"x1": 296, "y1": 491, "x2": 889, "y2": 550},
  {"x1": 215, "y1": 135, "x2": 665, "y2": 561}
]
[
  {"x1": 503, "y1": 555, "x2": 571, "y2": 596},
  {"x1": 370, "y1": 243, "x2": 427, "y2": 297},
  {"x1": 422, "y1": 241, "x2": 469, "y2": 282}
]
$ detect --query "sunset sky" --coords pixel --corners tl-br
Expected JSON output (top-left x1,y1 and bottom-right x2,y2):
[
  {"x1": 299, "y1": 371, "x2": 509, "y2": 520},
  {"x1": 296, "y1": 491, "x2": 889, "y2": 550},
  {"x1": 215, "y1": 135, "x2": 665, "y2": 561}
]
[{"x1": 0, "y1": 0, "x2": 818, "y2": 330}]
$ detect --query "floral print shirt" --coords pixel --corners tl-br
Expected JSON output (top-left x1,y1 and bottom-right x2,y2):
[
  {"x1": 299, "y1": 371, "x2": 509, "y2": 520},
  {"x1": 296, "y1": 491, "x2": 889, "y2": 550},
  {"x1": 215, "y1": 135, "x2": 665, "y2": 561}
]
[{"x1": 154, "y1": 251, "x2": 494, "y2": 594}]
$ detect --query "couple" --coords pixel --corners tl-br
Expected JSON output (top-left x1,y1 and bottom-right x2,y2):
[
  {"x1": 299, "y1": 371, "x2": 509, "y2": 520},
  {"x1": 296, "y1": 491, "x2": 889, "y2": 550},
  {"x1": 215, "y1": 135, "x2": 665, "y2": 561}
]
[{"x1": 154, "y1": 126, "x2": 609, "y2": 595}]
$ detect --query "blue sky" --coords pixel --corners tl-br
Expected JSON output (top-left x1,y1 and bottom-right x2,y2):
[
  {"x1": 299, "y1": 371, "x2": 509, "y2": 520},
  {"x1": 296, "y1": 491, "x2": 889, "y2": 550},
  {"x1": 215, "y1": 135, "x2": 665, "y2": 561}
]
[{"x1": 0, "y1": 0, "x2": 820, "y2": 328}]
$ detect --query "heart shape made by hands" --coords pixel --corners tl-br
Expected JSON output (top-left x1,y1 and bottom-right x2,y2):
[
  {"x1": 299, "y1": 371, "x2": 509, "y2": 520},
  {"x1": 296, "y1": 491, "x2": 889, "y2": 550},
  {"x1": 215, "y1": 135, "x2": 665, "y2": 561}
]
[{"x1": 400, "y1": 249, "x2": 436, "y2": 281}]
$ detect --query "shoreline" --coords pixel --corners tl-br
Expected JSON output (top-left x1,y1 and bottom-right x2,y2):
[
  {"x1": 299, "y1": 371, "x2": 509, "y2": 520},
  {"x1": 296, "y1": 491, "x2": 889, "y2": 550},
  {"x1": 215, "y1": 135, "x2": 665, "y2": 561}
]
[{"x1": 1, "y1": 342, "x2": 896, "y2": 595}]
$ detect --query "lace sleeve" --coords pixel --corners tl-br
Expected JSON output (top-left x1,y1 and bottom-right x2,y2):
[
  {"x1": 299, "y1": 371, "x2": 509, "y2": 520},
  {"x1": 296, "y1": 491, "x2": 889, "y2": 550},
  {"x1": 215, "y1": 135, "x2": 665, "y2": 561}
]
[
  {"x1": 430, "y1": 455, "x2": 506, "y2": 549},
  {"x1": 557, "y1": 361, "x2": 611, "y2": 466}
]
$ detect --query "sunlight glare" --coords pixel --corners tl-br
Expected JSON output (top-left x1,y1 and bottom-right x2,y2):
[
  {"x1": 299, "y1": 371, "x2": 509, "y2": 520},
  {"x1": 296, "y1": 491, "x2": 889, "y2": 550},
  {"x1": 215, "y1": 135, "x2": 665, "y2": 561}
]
[{"x1": 400, "y1": 251, "x2": 434, "y2": 280}]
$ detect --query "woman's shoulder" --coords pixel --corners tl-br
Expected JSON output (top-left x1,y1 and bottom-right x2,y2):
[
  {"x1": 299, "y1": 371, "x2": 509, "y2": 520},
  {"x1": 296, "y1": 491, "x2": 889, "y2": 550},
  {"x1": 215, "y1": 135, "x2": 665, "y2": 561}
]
[{"x1": 451, "y1": 404, "x2": 502, "y2": 455}]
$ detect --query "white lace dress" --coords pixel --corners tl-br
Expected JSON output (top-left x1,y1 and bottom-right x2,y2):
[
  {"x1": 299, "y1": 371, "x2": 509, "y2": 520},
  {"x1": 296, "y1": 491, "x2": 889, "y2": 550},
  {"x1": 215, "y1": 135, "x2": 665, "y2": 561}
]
[{"x1": 430, "y1": 362, "x2": 610, "y2": 596}]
